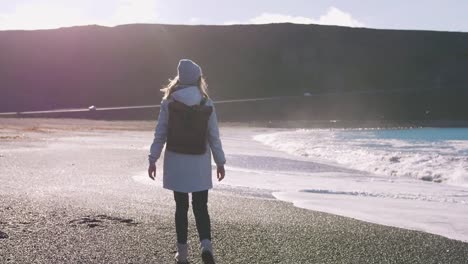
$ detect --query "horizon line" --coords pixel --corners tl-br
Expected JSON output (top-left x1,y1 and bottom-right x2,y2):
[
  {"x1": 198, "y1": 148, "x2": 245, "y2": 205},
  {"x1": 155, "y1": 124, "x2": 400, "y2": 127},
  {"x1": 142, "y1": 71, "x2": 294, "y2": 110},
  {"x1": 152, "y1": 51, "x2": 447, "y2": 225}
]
[{"x1": 1, "y1": 22, "x2": 467, "y2": 34}]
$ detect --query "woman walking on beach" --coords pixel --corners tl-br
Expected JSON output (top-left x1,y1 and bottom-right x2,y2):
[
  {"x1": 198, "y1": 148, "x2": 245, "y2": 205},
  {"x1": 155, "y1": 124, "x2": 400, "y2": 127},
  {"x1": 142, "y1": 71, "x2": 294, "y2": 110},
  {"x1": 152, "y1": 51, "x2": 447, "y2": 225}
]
[{"x1": 148, "y1": 59, "x2": 226, "y2": 264}]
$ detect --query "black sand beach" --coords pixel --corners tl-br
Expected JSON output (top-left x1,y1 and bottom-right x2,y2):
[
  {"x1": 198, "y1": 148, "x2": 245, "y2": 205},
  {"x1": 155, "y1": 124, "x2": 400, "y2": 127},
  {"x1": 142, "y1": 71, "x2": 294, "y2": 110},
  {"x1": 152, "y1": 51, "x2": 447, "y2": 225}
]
[{"x1": 1, "y1": 118, "x2": 468, "y2": 263}]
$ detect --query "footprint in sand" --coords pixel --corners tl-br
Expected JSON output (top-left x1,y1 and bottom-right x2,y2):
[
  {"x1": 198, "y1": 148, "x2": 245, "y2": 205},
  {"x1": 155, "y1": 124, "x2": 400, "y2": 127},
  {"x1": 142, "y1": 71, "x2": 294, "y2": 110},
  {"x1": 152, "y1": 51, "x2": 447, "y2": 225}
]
[
  {"x1": 0, "y1": 231, "x2": 8, "y2": 239},
  {"x1": 69, "y1": 214, "x2": 138, "y2": 228}
]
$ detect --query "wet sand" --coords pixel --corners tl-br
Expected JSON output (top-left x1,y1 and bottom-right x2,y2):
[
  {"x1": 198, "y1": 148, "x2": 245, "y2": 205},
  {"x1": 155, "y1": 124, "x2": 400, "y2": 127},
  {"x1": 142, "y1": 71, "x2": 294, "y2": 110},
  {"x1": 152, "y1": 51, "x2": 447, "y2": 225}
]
[{"x1": 1, "y1": 118, "x2": 468, "y2": 263}]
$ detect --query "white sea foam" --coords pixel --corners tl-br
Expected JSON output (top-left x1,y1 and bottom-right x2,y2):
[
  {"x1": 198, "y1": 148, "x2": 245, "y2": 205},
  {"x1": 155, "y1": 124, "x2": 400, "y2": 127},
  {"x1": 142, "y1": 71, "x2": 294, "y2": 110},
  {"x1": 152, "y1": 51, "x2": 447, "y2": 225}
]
[{"x1": 254, "y1": 129, "x2": 468, "y2": 187}]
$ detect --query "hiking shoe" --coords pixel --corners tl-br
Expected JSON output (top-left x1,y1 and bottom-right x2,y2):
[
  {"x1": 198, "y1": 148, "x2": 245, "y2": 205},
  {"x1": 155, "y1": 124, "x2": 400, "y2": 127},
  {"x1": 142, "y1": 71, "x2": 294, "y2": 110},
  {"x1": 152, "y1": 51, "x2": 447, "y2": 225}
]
[
  {"x1": 175, "y1": 243, "x2": 189, "y2": 264},
  {"x1": 200, "y1": 239, "x2": 215, "y2": 264}
]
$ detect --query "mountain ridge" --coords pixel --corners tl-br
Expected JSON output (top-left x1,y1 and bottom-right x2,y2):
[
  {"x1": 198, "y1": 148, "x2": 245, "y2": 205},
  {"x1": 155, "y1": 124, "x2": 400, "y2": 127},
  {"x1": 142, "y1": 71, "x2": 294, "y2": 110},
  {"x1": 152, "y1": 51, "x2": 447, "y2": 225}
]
[{"x1": 1, "y1": 23, "x2": 467, "y2": 120}]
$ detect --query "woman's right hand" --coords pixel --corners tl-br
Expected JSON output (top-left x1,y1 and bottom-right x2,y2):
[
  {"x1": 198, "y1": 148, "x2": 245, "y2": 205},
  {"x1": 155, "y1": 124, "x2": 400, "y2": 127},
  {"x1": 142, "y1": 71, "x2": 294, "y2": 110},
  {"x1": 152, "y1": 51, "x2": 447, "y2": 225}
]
[{"x1": 148, "y1": 163, "x2": 156, "y2": 180}]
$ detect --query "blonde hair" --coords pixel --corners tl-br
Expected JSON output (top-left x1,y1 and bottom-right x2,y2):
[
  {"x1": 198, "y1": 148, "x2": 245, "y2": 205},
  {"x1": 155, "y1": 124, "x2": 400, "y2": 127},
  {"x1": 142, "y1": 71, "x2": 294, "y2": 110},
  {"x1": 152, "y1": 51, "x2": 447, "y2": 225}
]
[{"x1": 161, "y1": 76, "x2": 209, "y2": 99}]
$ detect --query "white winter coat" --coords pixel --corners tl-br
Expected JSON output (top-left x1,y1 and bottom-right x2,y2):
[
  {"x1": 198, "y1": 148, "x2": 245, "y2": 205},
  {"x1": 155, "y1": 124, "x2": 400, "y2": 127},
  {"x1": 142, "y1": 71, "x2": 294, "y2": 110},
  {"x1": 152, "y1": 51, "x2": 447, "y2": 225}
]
[{"x1": 148, "y1": 86, "x2": 226, "y2": 193}]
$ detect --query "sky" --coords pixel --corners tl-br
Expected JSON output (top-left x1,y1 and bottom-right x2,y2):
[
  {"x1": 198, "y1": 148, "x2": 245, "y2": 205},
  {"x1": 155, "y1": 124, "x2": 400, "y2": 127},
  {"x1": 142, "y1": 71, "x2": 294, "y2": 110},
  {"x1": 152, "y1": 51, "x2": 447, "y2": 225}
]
[{"x1": 0, "y1": 0, "x2": 468, "y2": 32}]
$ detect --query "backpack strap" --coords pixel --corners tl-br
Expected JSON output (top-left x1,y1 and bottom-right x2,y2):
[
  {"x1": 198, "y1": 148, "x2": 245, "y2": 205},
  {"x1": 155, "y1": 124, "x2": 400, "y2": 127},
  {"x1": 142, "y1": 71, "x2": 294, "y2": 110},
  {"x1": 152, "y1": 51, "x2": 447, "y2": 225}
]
[{"x1": 200, "y1": 96, "x2": 208, "y2": 106}]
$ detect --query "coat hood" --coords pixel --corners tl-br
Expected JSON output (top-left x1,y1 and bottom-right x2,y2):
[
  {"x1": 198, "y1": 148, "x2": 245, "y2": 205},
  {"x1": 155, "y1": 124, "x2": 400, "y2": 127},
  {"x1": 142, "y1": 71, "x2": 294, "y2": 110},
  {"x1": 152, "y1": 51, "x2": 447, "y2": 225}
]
[{"x1": 170, "y1": 86, "x2": 203, "y2": 106}]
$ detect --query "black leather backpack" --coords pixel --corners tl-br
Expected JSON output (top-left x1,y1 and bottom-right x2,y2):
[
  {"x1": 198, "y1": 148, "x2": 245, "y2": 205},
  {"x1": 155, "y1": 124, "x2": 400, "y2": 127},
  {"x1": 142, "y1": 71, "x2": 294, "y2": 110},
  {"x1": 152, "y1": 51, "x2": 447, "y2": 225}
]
[{"x1": 166, "y1": 97, "x2": 213, "y2": 155}]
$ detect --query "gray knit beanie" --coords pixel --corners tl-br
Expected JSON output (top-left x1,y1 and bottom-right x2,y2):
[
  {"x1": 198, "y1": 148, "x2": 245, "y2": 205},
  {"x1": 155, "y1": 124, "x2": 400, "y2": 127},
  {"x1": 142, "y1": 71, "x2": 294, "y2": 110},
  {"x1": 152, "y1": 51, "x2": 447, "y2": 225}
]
[{"x1": 177, "y1": 59, "x2": 202, "y2": 85}]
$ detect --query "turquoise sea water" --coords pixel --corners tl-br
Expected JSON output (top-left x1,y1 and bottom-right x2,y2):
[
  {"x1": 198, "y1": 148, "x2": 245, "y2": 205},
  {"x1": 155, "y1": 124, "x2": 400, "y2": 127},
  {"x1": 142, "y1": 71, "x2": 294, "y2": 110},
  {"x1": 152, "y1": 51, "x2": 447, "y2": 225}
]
[{"x1": 343, "y1": 128, "x2": 468, "y2": 141}]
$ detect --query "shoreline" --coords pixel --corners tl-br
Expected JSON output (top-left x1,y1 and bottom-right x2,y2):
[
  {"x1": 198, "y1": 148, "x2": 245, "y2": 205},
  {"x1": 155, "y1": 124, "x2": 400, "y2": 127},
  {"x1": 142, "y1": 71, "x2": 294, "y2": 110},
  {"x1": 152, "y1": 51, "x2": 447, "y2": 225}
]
[
  {"x1": 2, "y1": 117, "x2": 468, "y2": 129},
  {"x1": 1, "y1": 118, "x2": 468, "y2": 263}
]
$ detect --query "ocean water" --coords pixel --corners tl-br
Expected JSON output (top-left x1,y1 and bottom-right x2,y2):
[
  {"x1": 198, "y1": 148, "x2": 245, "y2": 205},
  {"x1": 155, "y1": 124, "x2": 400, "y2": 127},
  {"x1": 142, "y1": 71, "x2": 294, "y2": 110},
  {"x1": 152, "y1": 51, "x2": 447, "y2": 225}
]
[
  {"x1": 249, "y1": 127, "x2": 468, "y2": 241},
  {"x1": 254, "y1": 128, "x2": 468, "y2": 187}
]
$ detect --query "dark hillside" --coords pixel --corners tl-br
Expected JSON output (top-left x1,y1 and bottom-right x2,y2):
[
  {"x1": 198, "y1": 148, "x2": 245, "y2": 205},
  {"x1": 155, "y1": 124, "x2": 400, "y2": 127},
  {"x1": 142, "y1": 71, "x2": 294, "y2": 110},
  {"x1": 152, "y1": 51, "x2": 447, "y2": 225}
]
[{"x1": 1, "y1": 23, "x2": 467, "y2": 121}]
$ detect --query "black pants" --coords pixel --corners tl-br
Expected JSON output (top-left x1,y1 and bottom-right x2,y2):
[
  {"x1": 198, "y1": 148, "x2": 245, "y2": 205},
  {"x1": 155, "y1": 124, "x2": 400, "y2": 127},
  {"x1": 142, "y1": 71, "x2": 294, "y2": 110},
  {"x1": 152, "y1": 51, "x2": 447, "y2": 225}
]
[{"x1": 174, "y1": 190, "x2": 211, "y2": 244}]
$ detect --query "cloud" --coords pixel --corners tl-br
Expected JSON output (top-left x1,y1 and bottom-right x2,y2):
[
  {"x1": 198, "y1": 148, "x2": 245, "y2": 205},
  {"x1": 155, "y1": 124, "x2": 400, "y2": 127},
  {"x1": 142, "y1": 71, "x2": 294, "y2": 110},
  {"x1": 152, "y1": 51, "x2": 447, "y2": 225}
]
[
  {"x1": 226, "y1": 6, "x2": 365, "y2": 28},
  {"x1": 0, "y1": 0, "x2": 159, "y2": 30},
  {"x1": 318, "y1": 7, "x2": 364, "y2": 27}
]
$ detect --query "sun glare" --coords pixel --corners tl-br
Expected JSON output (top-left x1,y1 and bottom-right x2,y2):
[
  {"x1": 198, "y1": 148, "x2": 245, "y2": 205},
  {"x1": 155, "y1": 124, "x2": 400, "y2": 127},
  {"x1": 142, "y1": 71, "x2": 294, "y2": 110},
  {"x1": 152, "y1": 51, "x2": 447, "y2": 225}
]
[{"x1": 0, "y1": 0, "x2": 159, "y2": 30}]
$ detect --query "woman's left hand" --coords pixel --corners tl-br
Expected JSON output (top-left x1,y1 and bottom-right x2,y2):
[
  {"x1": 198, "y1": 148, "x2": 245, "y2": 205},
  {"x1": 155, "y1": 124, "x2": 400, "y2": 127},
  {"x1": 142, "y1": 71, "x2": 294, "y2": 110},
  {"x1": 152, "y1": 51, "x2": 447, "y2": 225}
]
[
  {"x1": 217, "y1": 165, "x2": 225, "y2": 181},
  {"x1": 148, "y1": 164, "x2": 156, "y2": 180}
]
